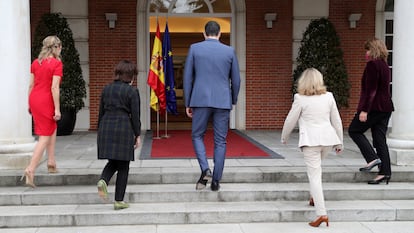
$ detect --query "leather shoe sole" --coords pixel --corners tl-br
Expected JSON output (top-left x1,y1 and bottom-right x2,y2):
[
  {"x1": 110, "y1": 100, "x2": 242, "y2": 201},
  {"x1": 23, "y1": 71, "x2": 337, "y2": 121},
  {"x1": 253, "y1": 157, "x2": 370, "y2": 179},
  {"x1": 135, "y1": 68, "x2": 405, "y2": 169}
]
[
  {"x1": 195, "y1": 169, "x2": 212, "y2": 190},
  {"x1": 196, "y1": 179, "x2": 208, "y2": 190}
]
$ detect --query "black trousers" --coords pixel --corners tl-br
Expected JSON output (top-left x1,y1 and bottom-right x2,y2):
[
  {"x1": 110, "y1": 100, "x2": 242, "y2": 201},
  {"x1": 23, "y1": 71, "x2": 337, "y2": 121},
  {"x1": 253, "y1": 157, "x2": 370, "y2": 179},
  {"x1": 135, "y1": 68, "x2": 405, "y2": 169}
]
[
  {"x1": 348, "y1": 111, "x2": 392, "y2": 176},
  {"x1": 100, "y1": 159, "x2": 130, "y2": 201}
]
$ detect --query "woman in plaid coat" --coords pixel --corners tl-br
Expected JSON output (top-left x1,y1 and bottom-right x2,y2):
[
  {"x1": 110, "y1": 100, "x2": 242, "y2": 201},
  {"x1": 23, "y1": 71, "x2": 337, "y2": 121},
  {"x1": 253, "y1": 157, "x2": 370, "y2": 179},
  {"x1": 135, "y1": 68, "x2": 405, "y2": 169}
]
[{"x1": 96, "y1": 60, "x2": 141, "y2": 210}]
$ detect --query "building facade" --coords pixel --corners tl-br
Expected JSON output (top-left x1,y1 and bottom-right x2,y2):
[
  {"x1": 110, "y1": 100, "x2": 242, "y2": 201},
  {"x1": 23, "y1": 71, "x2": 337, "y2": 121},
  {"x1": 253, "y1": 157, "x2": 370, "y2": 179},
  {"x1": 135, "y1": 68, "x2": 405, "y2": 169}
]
[
  {"x1": 26, "y1": 0, "x2": 393, "y2": 131},
  {"x1": 2, "y1": 0, "x2": 414, "y2": 167}
]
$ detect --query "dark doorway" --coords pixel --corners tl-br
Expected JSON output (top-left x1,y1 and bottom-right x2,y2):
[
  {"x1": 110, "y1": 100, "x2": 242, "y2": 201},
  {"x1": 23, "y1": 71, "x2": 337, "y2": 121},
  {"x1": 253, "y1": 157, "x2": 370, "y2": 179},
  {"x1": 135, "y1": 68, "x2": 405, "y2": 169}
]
[{"x1": 150, "y1": 32, "x2": 230, "y2": 130}]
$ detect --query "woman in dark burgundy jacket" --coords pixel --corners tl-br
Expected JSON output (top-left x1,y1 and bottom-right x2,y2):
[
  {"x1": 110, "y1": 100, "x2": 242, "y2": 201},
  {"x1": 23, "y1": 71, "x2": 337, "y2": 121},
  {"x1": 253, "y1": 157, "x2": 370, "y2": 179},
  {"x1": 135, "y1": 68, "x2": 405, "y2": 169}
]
[{"x1": 349, "y1": 38, "x2": 394, "y2": 185}]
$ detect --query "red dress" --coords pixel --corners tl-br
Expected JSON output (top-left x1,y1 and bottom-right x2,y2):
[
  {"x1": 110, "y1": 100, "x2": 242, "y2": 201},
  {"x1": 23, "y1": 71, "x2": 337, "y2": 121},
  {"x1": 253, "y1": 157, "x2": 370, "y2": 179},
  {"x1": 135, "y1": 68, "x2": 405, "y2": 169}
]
[{"x1": 29, "y1": 58, "x2": 63, "y2": 136}]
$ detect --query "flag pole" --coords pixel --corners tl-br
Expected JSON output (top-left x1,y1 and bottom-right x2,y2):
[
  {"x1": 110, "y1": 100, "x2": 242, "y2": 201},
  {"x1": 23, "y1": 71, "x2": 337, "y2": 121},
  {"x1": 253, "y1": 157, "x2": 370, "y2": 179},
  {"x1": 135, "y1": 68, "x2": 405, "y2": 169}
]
[
  {"x1": 163, "y1": 111, "x2": 170, "y2": 138},
  {"x1": 154, "y1": 103, "x2": 161, "y2": 139}
]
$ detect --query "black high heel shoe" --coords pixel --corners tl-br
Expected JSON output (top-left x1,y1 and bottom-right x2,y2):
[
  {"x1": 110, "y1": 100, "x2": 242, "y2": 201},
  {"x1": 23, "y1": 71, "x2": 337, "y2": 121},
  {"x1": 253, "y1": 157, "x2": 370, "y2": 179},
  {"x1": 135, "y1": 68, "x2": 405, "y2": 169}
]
[
  {"x1": 368, "y1": 175, "x2": 391, "y2": 185},
  {"x1": 359, "y1": 159, "x2": 382, "y2": 172}
]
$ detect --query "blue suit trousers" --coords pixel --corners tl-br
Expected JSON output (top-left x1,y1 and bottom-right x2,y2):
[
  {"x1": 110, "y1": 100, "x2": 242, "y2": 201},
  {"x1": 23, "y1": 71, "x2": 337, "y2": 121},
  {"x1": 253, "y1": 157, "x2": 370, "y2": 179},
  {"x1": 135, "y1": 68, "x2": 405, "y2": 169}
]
[{"x1": 191, "y1": 107, "x2": 230, "y2": 181}]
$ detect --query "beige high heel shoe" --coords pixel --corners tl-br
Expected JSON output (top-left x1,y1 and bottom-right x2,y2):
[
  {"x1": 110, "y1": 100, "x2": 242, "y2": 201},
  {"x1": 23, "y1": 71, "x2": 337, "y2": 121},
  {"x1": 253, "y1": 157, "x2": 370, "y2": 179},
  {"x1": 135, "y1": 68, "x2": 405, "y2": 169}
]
[
  {"x1": 47, "y1": 164, "x2": 58, "y2": 173},
  {"x1": 20, "y1": 169, "x2": 36, "y2": 188}
]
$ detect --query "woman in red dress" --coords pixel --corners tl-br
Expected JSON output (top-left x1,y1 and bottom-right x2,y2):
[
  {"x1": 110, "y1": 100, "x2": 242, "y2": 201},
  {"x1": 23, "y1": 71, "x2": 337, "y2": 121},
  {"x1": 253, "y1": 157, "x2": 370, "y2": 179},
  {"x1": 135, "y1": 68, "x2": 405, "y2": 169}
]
[{"x1": 22, "y1": 36, "x2": 63, "y2": 188}]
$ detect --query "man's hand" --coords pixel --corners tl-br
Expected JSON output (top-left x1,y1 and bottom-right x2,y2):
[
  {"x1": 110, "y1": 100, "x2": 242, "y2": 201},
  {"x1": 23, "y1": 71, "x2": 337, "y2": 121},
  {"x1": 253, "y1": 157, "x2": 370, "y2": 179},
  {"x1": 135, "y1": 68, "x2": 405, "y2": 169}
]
[{"x1": 186, "y1": 107, "x2": 193, "y2": 118}]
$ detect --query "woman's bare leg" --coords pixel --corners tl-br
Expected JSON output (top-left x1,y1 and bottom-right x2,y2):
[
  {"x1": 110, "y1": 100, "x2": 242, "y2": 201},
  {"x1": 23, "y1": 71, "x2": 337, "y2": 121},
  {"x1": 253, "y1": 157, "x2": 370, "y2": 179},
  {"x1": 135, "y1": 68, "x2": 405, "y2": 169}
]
[
  {"x1": 27, "y1": 135, "x2": 51, "y2": 174},
  {"x1": 47, "y1": 129, "x2": 57, "y2": 167}
]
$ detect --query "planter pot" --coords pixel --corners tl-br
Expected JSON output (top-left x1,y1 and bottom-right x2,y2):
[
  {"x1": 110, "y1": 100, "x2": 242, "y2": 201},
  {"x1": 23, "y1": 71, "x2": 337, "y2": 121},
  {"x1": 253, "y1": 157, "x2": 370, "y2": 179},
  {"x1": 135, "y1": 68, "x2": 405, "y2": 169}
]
[{"x1": 57, "y1": 109, "x2": 77, "y2": 136}]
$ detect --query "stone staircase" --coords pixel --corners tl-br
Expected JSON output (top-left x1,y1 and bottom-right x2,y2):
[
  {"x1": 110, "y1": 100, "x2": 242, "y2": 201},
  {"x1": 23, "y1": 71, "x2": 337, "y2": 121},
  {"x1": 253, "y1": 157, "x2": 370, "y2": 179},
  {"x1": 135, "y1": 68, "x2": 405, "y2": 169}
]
[{"x1": 2, "y1": 167, "x2": 414, "y2": 228}]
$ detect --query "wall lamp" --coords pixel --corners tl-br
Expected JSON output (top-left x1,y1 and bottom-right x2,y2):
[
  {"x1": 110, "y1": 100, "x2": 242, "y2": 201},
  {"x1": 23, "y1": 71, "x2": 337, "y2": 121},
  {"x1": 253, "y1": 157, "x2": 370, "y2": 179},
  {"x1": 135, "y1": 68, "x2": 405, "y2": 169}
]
[
  {"x1": 105, "y1": 13, "x2": 118, "y2": 29},
  {"x1": 264, "y1": 13, "x2": 277, "y2": 29},
  {"x1": 348, "y1": 13, "x2": 362, "y2": 29}
]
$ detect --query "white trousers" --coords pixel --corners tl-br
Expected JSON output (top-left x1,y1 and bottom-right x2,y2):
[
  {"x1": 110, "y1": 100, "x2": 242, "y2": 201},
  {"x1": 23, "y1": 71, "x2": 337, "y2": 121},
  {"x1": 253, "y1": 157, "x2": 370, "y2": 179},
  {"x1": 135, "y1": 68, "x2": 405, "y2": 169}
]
[{"x1": 302, "y1": 146, "x2": 331, "y2": 216}]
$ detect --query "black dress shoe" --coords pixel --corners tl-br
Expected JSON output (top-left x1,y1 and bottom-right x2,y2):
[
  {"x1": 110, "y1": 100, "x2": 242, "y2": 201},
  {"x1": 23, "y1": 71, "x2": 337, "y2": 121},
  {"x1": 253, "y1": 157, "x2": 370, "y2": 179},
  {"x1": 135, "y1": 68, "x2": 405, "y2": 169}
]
[
  {"x1": 359, "y1": 159, "x2": 382, "y2": 172},
  {"x1": 196, "y1": 169, "x2": 212, "y2": 190},
  {"x1": 211, "y1": 180, "x2": 220, "y2": 191}
]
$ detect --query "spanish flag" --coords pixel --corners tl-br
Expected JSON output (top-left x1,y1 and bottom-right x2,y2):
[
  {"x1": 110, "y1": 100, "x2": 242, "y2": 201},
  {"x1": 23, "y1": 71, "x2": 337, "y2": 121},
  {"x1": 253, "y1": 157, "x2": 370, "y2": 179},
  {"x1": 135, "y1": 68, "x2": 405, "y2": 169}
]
[{"x1": 147, "y1": 22, "x2": 166, "y2": 113}]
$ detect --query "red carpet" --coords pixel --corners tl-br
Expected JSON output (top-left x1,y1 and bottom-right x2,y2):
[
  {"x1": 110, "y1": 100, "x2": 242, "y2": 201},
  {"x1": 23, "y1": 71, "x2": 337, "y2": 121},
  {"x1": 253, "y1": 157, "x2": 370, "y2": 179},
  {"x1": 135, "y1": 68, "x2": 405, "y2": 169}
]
[{"x1": 145, "y1": 130, "x2": 274, "y2": 159}]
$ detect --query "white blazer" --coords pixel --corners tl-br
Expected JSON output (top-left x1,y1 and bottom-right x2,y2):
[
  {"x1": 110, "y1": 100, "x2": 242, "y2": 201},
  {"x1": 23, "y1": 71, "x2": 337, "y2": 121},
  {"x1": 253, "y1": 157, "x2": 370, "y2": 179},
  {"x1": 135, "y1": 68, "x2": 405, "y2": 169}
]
[{"x1": 281, "y1": 92, "x2": 343, "y2": 149}]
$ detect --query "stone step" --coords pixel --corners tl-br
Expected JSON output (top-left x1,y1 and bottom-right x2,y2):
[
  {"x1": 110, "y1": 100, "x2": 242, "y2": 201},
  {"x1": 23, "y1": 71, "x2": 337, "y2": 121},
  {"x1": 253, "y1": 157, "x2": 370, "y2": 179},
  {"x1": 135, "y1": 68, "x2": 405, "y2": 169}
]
[
  {"x1": 2, "y1": 182, "x2": 414, "y2": 206},
  {"x1": 2, "y1": 166, "x2": 414, "y2": 186},
  {"x1": 3, "y1": 221, "x2": 414, "y2": 233},
  {"x1": 2, "y1": 200, "x2": 414, "y2": 228}
]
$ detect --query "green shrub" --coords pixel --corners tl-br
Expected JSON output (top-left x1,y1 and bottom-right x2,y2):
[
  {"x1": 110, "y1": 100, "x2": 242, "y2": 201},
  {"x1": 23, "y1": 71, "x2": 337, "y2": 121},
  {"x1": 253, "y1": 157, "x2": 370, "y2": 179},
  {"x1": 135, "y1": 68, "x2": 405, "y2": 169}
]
[{"x1": 293, "y1": 17, "x2": 350, "y2": 108}]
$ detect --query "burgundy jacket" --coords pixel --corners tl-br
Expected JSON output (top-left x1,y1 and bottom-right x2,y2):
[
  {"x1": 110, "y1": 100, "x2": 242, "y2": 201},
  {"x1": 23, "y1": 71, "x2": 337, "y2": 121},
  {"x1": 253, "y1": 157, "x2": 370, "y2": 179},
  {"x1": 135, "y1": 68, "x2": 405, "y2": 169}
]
[{"x1": 357, "y1": 59, "x2": 394, "y2": 113}]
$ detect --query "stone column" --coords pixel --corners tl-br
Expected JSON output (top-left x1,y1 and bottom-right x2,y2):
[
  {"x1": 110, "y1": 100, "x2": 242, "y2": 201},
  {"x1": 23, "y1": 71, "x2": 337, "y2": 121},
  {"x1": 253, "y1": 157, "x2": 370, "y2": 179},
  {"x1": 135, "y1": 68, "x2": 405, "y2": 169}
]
[
  {"x1": 388, "y1": 0, "x2": 414, "y2": 165},
  {"x1": 0, "y1": 0, "x2": 35, "y2": 169}
]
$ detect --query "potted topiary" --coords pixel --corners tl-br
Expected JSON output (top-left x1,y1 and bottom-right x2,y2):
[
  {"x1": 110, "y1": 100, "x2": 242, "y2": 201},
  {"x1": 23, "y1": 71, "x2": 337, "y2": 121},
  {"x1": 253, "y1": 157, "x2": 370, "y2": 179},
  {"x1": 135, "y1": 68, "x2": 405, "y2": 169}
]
[
  {"x1": 31, "y1": 13, "x2": 86, "y2": 135},
  {"x1": 293, "y1": 17, "x2": 350, "y2": 108}
]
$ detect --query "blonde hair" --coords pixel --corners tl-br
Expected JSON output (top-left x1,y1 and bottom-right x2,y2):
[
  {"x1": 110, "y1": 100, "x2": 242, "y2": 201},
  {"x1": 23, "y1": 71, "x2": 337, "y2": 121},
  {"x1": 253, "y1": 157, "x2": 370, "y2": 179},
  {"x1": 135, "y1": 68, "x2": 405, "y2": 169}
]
[
  {"x1": 37, "y1": 35, "x2": 62, "y2": 63},
  {"x1": 364, "y1": 37, "x2": 388, "y2": 62},
  {"x1": 297, "y1": 68, "x2": 327, "y2": 96}
]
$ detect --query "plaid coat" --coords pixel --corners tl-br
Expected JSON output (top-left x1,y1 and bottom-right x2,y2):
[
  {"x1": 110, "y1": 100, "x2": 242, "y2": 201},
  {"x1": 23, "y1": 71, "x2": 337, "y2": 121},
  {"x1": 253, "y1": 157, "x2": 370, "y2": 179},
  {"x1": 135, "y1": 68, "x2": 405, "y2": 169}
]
[{"x1": 97, "y1": 80, "x2": 141, "y2": 161}]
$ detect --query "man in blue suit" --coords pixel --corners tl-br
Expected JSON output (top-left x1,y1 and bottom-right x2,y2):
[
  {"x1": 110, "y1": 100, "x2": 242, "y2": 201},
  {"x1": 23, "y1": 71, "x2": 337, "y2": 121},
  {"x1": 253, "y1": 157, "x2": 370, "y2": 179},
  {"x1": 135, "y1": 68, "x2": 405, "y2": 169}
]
[{"x1": 184, "y1": 21, "x2": 241, "y2": 191}]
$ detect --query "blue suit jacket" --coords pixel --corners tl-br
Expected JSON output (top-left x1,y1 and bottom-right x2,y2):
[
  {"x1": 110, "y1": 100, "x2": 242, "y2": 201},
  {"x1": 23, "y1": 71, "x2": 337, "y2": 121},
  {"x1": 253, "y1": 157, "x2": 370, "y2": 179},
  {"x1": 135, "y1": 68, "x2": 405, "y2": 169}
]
[{"x1": 183, "y1": 38, "x2": 241, "y2": 109}]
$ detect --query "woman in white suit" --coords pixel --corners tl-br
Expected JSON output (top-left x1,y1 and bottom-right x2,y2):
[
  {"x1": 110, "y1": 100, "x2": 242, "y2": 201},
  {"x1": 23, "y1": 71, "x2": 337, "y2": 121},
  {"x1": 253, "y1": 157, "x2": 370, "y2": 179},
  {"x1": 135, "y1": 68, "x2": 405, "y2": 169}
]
[{"x1": 281, "y1": 68, "x2": 343, "y2": 227}]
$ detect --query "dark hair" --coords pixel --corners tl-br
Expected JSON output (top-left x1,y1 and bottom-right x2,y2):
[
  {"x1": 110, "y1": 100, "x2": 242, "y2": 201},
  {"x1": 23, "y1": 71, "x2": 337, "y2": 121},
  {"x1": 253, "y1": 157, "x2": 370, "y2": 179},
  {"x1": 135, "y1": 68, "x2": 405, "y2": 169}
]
[
  {"x1": 204, "y1": 21, "x2": 220, "y2": 36},
  {"x1": 114, "y1": 60, "x2": 138, "y2": 83}
]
